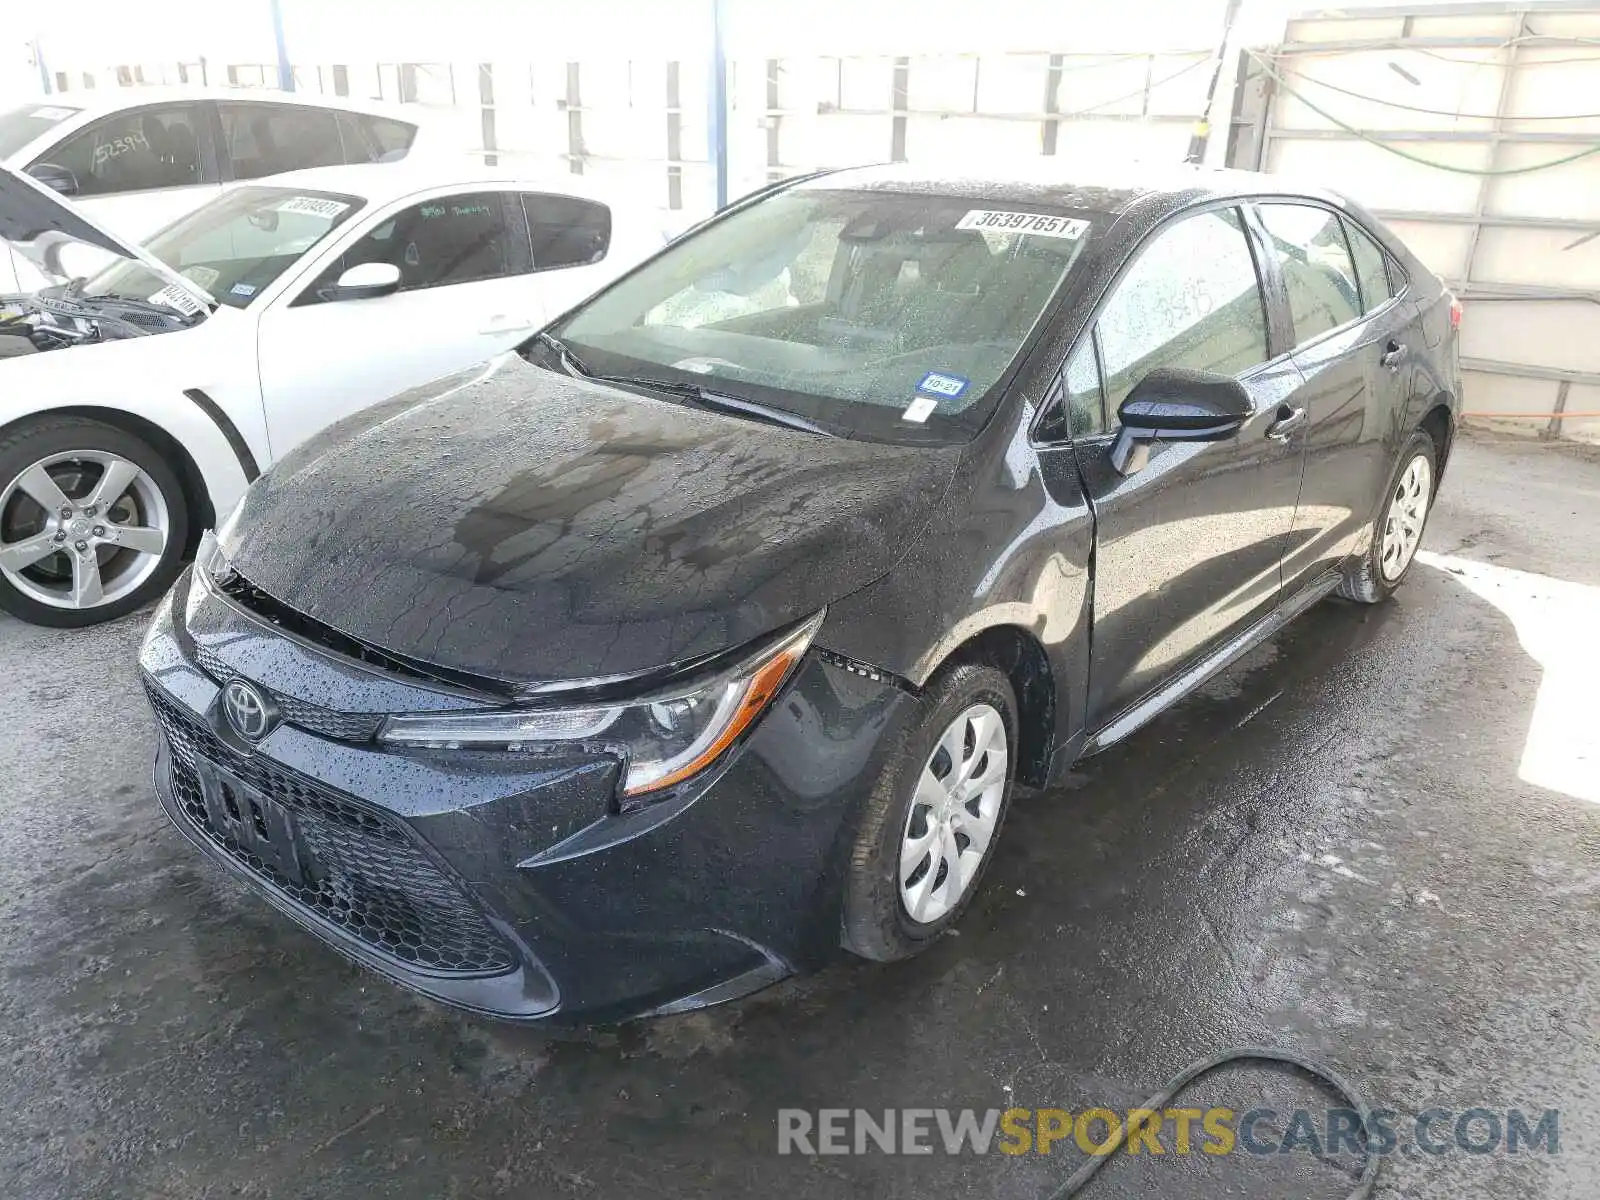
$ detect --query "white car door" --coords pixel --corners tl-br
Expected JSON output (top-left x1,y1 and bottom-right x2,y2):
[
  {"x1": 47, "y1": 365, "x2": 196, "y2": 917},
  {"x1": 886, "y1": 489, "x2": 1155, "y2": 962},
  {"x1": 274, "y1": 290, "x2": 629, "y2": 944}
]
[{"x1": 255, "y1": 189, "x2": 545, "y2": 457}]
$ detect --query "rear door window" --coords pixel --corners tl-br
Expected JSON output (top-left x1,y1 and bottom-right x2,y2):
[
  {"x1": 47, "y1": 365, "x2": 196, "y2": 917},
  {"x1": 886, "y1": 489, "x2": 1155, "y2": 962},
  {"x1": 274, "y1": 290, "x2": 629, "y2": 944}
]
[
  {"x1": 1343, "y1": 218, "x2": 1398, "y2": 313},
  {"x1": 1257, "y1": 203, "x2": 1363, "y2": 345},
  {"x1": 221, "y1": 103, "x2": 344, "y2": 180},
  {"x1": 39, "y1": 105, "x2": 207, "y2": 196},
  {"x1": 520, "y1": 194, "x2": 612, "y2": 271}
]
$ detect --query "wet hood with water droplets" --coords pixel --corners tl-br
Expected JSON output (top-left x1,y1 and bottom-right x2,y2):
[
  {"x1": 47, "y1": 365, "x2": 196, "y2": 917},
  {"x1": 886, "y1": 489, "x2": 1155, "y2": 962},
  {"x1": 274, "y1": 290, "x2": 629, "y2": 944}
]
[{"x1": 221, "y1": 355, "x2": 959, "y2": 687}]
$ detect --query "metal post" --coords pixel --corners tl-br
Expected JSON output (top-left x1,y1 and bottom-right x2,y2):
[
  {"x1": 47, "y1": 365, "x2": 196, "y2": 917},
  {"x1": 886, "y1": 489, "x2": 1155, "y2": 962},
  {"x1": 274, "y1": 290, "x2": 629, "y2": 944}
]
[
  {"x1": 667, "y1": 62, "x2": 684, "y2": 209},
  {"x1": 565, "y1": 62, "x2": 586, "y2": 176},
  {"x1": 269, "y1": 0, "x2": 294, "y2": 92},
  {"x1": 1460, "y1": 13, "x2": 1526, "y2": 296},
  {"x1": 708, "y1": 0, "x2": 730, "y2": 209},
  {"x1": 890, "y1": 56, "x2": 910, "y2": 162},
  {"x1": 33, "y1": 38, "x2": 51, "y2": 94},
  {"x1": 1041, "y1": 53, "x2": 1063, "y2": 155},
  {"x1": 765, "y1": 58, "x2": 782, "y2": 182},
  {"x1": 478, "y1": 64, "x2": 497, "y2": 168},
  {"x1": 1187, "y1": 0, "x2": 1245, "y2": 163}
]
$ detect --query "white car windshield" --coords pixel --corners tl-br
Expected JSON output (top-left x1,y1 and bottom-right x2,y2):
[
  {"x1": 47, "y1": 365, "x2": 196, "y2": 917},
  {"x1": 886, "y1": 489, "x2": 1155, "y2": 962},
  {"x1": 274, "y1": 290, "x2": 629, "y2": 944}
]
[
  {"x1": 84, "y1": 186, "x2": 364, "y2": 309},
  {"x1": 550, "y1": 185, "x2": 1099, "y2": 443},
  {"x1": 0, "y1": 103, "x2": 81, "y2": 160}
]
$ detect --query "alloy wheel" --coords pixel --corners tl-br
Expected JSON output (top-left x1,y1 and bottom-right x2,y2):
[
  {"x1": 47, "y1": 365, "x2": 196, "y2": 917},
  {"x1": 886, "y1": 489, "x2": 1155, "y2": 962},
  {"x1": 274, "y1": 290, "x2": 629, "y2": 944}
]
[
  {"x1": 0, "y1": 451, "x2": 171, "y2": 610},
  {"x1": 1380, "y1": 453, "x2": 1432, "y2": 581},
  {"x1": 898, "y1": 703, "x2": 1009, "y2": 925}
]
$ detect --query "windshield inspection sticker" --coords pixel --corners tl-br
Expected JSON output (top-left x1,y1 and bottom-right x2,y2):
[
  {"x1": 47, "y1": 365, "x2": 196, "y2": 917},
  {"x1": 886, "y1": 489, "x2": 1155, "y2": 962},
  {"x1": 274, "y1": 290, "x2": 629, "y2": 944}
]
[
  {"x1": 956, "y1": 210, "x2": 1089, "y2": 240},
  {"x1": 230, "y1": 282, "x2": 258, "y2": 298},
  {"x1": 277, "y1": 196, "x2": 350, "y2": 220},
  {"x1": 902, "y1": 396, "x2": 939, "y2": 424},
  {"x1": 917, "y1": 371, "x2": 969, "y2": 399},
  {"x1": 146, "y1": 284, "x2": 203, "y2": 317}
]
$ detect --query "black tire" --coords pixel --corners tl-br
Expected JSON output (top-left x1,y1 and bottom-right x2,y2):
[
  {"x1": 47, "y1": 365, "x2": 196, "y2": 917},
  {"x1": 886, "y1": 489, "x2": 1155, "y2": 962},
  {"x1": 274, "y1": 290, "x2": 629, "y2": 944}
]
[
  {"x1": 1338, "y1": 429, "x2": 1438, "y2": 605},
  {"x1": 0, "y1": 416, "x2": 190, "y2": 628},
  {"x1": 842, "y1": 661, "x2": 1018, "y2": 962}
]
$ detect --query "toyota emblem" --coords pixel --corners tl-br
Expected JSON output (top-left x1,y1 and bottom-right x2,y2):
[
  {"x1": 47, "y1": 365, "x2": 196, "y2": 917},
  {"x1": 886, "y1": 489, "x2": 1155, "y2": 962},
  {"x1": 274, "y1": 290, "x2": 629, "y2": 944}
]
[{"x1": 222, "y1": 678, "x2": 277, "y2": 741}]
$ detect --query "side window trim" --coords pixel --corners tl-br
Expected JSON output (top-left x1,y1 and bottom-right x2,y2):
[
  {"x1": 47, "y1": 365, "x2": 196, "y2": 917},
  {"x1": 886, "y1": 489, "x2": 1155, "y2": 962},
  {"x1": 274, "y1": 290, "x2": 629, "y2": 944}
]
[
  {"x1": 1254, "y1": 197, "x2": 1378, "y2": 354},
  {"x1": 1238, "y1": 202, "x2": 1294, "y2": 362},
  {"x1": 1340, "y1": 213, "x2": 1411, "y2": 316}
]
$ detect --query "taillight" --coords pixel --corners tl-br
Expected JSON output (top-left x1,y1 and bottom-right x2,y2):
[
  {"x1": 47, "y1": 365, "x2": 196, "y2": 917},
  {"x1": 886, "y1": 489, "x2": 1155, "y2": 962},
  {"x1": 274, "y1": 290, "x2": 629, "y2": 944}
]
[{"x1": 1448, "y1": 293, "x2": 1463, "y2": 329}]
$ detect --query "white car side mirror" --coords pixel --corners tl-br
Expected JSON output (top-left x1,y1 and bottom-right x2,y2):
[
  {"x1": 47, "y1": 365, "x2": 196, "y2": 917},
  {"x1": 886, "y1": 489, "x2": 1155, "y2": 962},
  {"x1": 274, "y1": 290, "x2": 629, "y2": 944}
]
[{"x1": 329, "y1": 262, "x2": 402, "y2": 301}]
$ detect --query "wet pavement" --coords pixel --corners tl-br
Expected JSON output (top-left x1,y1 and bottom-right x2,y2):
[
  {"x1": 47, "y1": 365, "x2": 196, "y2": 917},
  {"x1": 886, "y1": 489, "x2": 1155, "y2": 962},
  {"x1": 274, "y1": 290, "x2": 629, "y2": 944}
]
[{"x1": 2, "y1": 430, "x2": 1597, "y2": 1199}]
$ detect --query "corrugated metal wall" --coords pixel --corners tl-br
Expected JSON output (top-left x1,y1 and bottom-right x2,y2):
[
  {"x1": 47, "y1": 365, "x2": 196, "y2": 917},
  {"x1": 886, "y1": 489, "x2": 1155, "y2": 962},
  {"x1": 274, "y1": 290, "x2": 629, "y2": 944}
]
[{"x1": 1237, "y1": 2, "x2": 1600, "y2": 442}]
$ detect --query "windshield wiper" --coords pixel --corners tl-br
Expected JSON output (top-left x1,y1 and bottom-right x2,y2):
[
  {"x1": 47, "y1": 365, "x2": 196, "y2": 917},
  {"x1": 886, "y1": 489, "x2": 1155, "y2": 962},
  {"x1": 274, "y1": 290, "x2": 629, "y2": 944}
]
[{"x1": 535, "y1": 332, "x2": 833, "y2": 437}]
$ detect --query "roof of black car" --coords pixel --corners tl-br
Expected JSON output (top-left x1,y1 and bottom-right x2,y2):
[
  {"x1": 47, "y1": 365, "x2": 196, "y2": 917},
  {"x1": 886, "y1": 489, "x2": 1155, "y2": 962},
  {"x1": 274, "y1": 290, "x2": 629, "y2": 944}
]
[{"x1": 800, "y1": 161, "x2": 1334, "y2": 218}]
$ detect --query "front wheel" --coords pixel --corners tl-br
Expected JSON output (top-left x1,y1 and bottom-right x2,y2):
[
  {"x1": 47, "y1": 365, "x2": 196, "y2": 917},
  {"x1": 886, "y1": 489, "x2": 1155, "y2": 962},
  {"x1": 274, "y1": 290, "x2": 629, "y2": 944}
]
[
  {"x1": 1338, "y1": 429, "x2": 1437, "y2": 604},
  {"x1": 0, "y1": 417, "x2": 190, "y2": 627},
  {"x1": 842, "y1": 662, "x2": 1018, "y2": 962}
]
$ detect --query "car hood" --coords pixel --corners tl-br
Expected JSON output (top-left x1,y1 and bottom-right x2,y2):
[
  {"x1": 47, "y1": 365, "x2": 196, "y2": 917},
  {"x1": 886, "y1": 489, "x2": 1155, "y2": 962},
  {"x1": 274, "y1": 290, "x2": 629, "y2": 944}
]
[
  {"x1": 220, "y1": 355, "x2": 960, "y2": 687},
  {"x1": 0, "y1": 164, "x2": 213, "y2": 308}
]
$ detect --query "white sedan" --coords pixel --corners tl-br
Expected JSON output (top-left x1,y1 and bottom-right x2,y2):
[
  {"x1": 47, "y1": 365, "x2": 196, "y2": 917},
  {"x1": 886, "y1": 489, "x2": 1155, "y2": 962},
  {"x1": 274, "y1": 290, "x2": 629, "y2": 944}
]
[
  {"x1": 0, "y1": 162, "x2": 664, "y2": 626},
  {"x1": 0, "y1": 86, "x2": 457, "y2": 293}
]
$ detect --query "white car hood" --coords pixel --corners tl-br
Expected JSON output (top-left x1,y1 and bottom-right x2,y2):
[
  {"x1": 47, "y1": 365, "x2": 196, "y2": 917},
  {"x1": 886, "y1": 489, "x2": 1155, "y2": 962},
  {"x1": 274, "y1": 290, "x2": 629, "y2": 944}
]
[{"x1": 0, "y1": 164, "x2": 214, "y2": 309}]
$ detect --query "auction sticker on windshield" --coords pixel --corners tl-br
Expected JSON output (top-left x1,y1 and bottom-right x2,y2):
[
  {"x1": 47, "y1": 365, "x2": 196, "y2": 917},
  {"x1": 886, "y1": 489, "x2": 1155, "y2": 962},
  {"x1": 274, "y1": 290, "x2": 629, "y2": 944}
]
[
  {"x1": 955, "y1": 210, "x2": 1089, "y2": 240},
  {"x1": 277, "y1": 196, "x2": 350, "y2": 220},
  {"x1": 147, "y1": 284, "x2": 204, "y2": 317}
]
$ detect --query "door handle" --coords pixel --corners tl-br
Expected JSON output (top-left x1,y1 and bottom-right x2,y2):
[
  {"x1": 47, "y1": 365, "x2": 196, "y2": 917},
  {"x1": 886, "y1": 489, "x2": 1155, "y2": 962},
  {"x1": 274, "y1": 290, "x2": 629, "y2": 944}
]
[
  {"x1": 1381, "y1": 341, "x2": 1407, "y2": 371},
  {"x1": 1266, "y1": 405, "x2": 1307, "y2": 443}
]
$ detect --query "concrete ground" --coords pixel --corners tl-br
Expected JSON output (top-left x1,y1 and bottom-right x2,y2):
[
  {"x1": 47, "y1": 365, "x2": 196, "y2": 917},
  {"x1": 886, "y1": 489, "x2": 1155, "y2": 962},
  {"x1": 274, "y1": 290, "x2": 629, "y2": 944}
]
[{"x1": 2, "y1": 429, "x2": 1598, "y2": 1200}]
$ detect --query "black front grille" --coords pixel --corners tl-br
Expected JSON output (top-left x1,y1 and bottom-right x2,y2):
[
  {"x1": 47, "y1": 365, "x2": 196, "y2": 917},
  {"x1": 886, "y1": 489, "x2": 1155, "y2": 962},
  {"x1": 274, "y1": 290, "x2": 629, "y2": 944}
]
[
  {"x1": 148, "y1": 684, "x2": 514, "y2": 976},
  {"x1": 191, "y1": 644, "x2": 383, "y2": 743}
]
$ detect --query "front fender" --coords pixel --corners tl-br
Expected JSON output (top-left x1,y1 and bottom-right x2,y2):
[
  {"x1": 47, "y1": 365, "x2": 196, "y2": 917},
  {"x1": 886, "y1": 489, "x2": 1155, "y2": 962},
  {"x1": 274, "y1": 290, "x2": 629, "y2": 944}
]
[{"x1": 1, "y1": 341, "x2": 254, "y2": 519}]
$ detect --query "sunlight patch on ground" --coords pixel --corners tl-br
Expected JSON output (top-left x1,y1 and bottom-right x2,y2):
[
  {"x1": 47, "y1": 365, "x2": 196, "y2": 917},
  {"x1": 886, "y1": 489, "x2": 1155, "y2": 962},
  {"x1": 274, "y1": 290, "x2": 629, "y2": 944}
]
[{"x1": 1419, "y1": 551, "x2": 1600, "y2": 805}]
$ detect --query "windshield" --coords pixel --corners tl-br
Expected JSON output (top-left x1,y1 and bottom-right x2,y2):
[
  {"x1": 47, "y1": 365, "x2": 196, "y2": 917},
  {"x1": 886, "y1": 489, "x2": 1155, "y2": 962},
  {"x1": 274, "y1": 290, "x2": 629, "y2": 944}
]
[
  {"x1": 0, "y1": 103, "x2": 81, "y2": 160},
  {"x1": 83, "y1": 186, "x2": 364, "y2": 309},
  {"x1": 550, "y1": 186, "x2": 1098, "y2": 443}
]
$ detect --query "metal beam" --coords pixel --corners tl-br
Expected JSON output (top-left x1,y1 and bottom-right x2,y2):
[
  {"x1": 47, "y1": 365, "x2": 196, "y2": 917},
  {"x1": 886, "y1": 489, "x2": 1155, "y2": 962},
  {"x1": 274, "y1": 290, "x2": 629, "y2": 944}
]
[
  {"x1": 1373, "y1": 210, "x2": 1600, "y2": 232},
  {"x1": 1462, "y1": 356, "x2": 1600, "y2": 386},
  {"x1": 1295, "y1": 1, "x2": 1598, "y2": 19},
  {"x1": 1266, "y1": 127, "x2": 1600, "y2": 143},
  {"x1": 1276, "y1": 34, "x2": 1582, "y2": 54},
  {"x1": 827, "y1": 106, "x2": 1198, "y2": 124}
]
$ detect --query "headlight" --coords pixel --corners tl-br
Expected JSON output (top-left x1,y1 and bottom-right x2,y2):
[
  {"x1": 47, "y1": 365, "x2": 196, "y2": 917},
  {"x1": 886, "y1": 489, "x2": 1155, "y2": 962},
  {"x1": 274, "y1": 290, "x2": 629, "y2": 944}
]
[{"x1": 378, "y1": 611, "x2": 824, "y2": 799}]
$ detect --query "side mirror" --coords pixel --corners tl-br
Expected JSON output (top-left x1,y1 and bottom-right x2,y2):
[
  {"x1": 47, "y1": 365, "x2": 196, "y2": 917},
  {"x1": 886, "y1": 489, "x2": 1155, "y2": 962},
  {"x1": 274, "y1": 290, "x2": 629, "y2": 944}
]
[
  {"x1": 326, "y1": 262, "x2": 402, "y2": 302},
  {"x1": 1110, "y1": 367, "x2": 1252, "y2": 475},
  {"x1": 26, "y1": 163, "x2": 79, "y2": 196}
]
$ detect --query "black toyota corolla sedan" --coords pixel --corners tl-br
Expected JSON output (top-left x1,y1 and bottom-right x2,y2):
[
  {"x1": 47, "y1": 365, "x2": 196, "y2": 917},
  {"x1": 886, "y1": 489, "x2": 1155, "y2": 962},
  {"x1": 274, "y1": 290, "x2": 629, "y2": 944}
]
[{"x1": 139, "y1": 162, "x2": 1460, "y2": 1022}]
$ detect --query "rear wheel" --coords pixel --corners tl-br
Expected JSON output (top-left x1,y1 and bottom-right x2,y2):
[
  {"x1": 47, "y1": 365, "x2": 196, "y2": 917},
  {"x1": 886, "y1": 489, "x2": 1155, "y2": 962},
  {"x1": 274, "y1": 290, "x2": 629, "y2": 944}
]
[
  {"x1": 0, "y1": 417, "x2": 189, "y2": 627},
  {"x1": 1338, "y1": 429, "x2": 1437, "y2": 604},
  {"x1": 842, "y1": 662, "x2": 1018, "y2": 962}
]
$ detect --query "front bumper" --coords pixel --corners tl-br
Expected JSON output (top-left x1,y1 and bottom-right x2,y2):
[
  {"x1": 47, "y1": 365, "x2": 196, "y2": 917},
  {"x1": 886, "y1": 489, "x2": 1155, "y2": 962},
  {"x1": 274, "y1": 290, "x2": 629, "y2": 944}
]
[{"x1": 140, "y1": 575, "x2": 921, "y2": 1023}]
